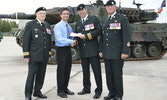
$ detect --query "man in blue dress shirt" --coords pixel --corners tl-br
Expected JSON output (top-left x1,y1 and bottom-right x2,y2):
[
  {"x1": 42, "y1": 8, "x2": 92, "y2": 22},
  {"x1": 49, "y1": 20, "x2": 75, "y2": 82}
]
[{"x1": 53, "y1": 8, "x2": 75, "y2": 98}]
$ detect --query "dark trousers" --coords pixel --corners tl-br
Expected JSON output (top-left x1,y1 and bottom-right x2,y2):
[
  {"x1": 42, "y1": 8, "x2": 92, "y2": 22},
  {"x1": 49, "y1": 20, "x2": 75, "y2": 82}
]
[
  {"x1": 81, "y1": 56, "x2": 102, "y2": 94},
  {"x1": 56, "y1": 46, "x2": 72, "y2": 93},
  {"x1": 25, "y1": 61, "x2": 47, "y2": 97},
  {"x1": 104, "y1": 59, "x2": 124, "y2": 97}
]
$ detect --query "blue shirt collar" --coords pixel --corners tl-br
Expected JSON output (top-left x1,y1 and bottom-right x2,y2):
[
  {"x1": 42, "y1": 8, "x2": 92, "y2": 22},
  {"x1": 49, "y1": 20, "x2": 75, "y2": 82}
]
[{"x1": 60, "y1": 20, "x2": 68, "y2": 25}]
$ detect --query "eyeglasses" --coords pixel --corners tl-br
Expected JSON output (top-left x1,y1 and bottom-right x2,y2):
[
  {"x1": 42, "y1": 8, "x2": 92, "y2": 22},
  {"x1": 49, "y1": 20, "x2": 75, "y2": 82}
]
[{"x1": 62, "y1": 13, "x2": 69, "y2": 15}]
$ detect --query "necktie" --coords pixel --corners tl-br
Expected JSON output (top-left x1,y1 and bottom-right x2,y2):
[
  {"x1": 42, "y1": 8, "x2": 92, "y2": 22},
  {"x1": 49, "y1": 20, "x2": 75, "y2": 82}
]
[
  {"x1": 41, "y1": 22, "x2": 45, "y2": 28},
  {"x1": 66, "y1": 24, "x2": 70, "y2": 39},
  {"x1": 82, "y1": 19, "x2": 84, "y2": 24},
  {"x1": 109, "y1": 16, "x2": 111, "y2": 20}
]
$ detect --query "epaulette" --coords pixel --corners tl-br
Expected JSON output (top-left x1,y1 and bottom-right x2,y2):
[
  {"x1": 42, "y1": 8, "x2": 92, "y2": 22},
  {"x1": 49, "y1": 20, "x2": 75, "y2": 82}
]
[
  {"x1": 119, "y1": 14, "x2": 126, "y2": 16},
  {"x1": 119, "y1": 14, "x2": 128, "y2": 19}
]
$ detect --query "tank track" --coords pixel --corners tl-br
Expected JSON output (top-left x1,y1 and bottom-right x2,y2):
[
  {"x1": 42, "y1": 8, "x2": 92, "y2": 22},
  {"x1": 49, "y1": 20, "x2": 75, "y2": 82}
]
[
  {"x1": 48, "y1": 49, "x2": 167, "y2": 64},
  {"x1": 125, "y1": 49, "x2": 167, "y2": 61}
]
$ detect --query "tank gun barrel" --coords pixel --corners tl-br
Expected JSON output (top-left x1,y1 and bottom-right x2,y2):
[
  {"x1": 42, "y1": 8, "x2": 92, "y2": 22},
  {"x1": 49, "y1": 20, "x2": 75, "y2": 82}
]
[
  {"x1": 0, "y1": 12, "x2": 35, "y2": 19},
  {"x1": 0, "y1": 9, "x2": 69, "y2": 25},
  {"x1": 0, "y1": 14, "x2": 11, "y2": 18},
  {"x1": 0, "y1": 12, "x2": 59, "y2": 24}
]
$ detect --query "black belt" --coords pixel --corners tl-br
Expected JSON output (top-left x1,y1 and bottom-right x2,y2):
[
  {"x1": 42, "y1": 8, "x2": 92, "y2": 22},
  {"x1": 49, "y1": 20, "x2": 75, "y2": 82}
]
[{"x1": 57, "y1": 46, "x2": 71, "y2": 48}]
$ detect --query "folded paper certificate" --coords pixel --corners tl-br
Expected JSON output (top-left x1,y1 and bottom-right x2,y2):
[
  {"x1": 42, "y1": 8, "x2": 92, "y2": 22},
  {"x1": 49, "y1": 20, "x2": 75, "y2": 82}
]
[{"x1": 70, "y1": 32, "x2": 82, "y2": 37}]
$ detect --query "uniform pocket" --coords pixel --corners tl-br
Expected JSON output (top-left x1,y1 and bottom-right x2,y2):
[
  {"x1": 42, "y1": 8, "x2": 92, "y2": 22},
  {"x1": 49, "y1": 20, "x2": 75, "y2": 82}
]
[{"x1": 30, "y1": 47, "x2": 38, "y2": 52}]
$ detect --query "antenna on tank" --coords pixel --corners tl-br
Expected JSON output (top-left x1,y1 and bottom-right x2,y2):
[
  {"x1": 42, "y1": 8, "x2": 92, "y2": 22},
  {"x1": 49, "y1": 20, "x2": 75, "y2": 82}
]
[
  {"x1": 133, "y1": 0, "x2": 143, "y2": 9},
  {"x1": 119, "y1": 0, "x2": 121, "y2": 7}
]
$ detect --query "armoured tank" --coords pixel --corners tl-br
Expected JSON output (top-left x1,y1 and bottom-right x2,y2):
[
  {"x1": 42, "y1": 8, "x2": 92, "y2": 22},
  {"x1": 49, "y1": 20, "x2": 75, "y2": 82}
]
[{"x1": 1, "y1": 0, "x2": 167, "y2": 63}]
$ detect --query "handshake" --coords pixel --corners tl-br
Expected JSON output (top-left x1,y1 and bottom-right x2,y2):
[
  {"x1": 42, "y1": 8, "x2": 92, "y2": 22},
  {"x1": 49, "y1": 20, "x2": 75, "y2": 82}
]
[
  {"x1": 71, "y1": 40, "x2": 76, "y2": 47},
  {"x1": 70, "y1": 32, "x2": 86, "y2": 47}
]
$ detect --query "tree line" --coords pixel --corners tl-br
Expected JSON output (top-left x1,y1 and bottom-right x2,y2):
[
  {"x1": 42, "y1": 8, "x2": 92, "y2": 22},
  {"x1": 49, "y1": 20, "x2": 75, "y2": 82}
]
[{"x1": 0, "y1": 18, "x2": 18, "y2": 32}]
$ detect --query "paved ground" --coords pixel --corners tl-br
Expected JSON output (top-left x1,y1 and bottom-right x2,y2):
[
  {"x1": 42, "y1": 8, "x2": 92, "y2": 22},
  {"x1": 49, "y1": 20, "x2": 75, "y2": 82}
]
[{"x1": 0, "y1": 37, "x2": 167, "y2": 100}]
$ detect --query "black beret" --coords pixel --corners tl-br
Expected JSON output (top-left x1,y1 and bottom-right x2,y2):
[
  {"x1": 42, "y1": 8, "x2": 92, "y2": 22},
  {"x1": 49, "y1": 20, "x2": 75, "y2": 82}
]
[
  {"x1": 77, "y1": 4, "x2": 86, "y2": 11},
  {"x1": 35, "y1": 7, "x2": 46, "y2": 13},
  {"x1": 105, "y1": 0, "x2": 116, "y2": 6}
]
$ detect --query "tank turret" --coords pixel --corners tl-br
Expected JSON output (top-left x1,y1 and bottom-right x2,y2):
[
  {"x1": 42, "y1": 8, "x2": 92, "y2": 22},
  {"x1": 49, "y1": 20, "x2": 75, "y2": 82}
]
[{"x1": 117, "y1": 8, "x2": 156, "y2": 23}]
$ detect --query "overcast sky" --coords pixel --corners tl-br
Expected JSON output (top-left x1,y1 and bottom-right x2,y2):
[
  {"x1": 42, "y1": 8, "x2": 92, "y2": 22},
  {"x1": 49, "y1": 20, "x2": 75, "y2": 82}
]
[{"x1": 0, "y1": 0, "x2": 166, "y2": 23}]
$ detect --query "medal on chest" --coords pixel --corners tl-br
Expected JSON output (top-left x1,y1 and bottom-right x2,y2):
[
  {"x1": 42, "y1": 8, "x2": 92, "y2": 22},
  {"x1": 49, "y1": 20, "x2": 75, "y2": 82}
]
[
  {"x1": 35, "y1": 34, "x2": 38, "y2": 38},
  {"x1": 84, "y1": 23, "x2": 94, "y2": 31},
  {"x1": 34, "y1": 29, "x2": 38, "y2": 33},
  {"x1": 109, "y1": 23, "x2": 121, "y2": 30},
  {"x1": 34, "y1": 29, "x2": 38, "y2": 38}
]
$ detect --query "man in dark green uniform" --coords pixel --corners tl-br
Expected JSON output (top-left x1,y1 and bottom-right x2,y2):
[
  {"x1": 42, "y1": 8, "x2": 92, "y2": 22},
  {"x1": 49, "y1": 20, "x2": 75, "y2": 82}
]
[
  {"x1": 75, "y1": 4, "x2": 102, "y2": 99},
  {"x1": 99, "y1": 0, "x2": 131, "y2": 100},
  {"x1": 23, "y1": 7, "x2": 51, "y2": 100}
]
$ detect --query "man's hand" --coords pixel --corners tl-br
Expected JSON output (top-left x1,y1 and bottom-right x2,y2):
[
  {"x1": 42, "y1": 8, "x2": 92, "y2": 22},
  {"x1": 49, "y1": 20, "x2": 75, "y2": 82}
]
[
  {"x1": 71, "y1": 40, "x2": 76, "y2": 47},
  {"x1": 99, "y1": 52, "x2": 103, "y2": 58},
  {"x1": 48, "y1": 57, "x2": 51, "y2": 62},
  {"x1": 78, "y1": 34, "x2": 85, "y2": 39},
  {"x1": 121, "y1": 54, "x2": 129, "y2": 59},
  {"x1": 24, "y1": 58, "x2": 30, "y2": 63},
  {"x1": 46, "y1": 29, "x2": 51, "y2": 34}
]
